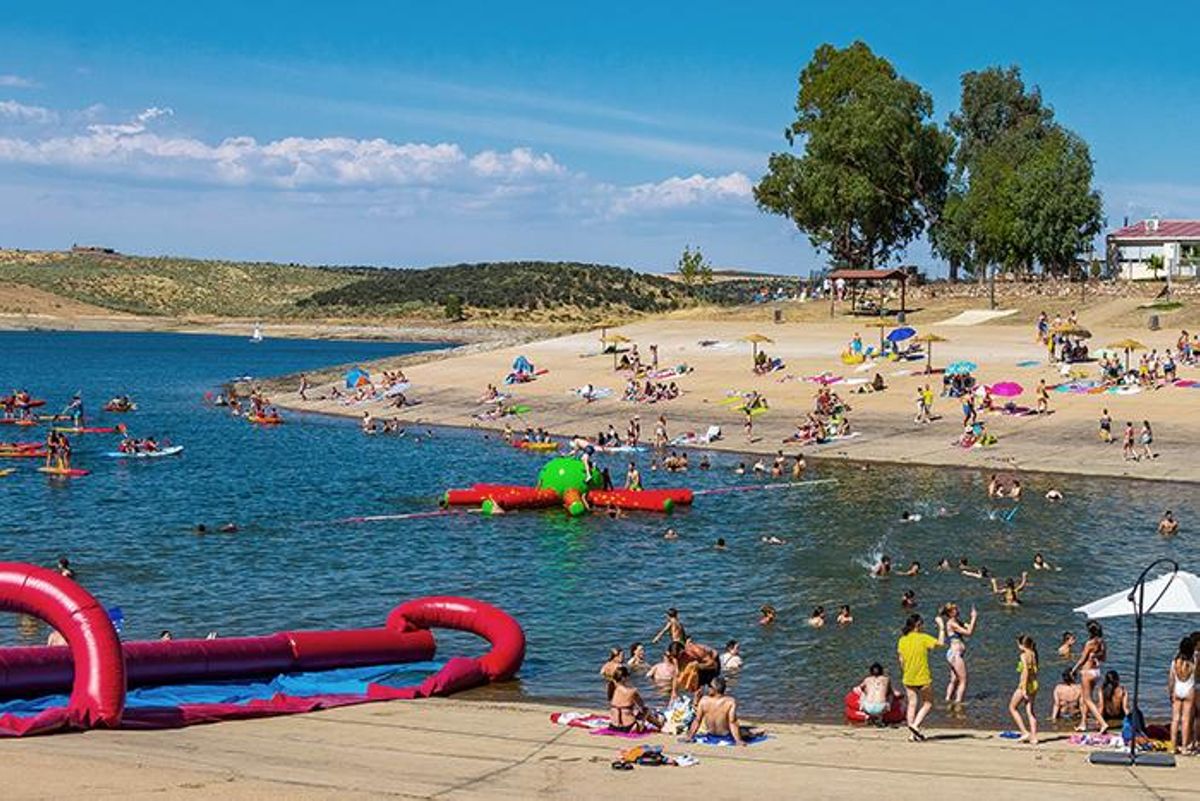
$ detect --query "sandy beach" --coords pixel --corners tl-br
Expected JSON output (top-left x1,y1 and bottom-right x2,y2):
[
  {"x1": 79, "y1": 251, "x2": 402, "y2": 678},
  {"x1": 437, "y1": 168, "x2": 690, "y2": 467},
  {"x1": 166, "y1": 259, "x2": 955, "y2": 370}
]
[
  {"x1": 2, "y1": 697, "x2": 1194, "y2": 800},
  {"x1": 266, "y1": 306, "x2": 1200, "y2": 484}
]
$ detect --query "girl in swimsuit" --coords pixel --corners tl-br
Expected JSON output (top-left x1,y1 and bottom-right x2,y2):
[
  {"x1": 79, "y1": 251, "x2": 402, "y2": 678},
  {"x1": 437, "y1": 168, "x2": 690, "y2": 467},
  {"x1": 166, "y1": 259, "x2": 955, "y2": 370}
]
[
  {"x1": 1071, "y1": 621, "x2": 1107, "y2": 733},
  {"x1": 1009, "y1": 635, "x2": 1039, "y2": 744},
  {"x1": 942, "y1": 603, "x2": 978, "y2": 705},
  {"x1": 1170, "y1": 637, "x2": 1196, "y2": 755},
  {"x1": 991, "y1": 573, "x2": 1028, "y2": 607},
  {"x1": 607, "y1": 666, "x2": 662, "y2": 732}
]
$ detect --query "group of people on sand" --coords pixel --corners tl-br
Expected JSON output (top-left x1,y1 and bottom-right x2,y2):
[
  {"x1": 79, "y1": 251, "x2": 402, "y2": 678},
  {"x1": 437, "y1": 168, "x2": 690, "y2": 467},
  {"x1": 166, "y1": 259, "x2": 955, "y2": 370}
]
[
  {"x1": 599, "y1": 608, "x2": 759, "y2": 745},
  {"x1": 622, "y1": 377, "x2": 679, "y2": 404}
]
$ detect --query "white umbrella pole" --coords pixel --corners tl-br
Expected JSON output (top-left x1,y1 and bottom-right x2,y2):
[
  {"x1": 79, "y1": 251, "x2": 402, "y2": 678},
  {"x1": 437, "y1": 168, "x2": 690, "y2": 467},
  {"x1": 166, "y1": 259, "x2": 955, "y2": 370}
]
[{"x1": 1091, "y1": 557, "x2": 1179, "y2": 768}]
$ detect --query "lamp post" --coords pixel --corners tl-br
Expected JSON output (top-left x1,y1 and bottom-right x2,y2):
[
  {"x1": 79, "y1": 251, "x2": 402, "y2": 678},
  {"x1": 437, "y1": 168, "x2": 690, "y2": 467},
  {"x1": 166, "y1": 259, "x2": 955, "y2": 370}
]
[{"x1": 1090, "y1": 556, "x2": 1180, "y2": 768}]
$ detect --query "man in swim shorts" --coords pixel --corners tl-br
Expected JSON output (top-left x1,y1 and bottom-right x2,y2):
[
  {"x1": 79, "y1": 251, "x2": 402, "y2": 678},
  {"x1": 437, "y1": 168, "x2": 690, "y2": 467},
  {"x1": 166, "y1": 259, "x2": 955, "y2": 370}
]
[{"x1": 684, "y1": 677, "x2": 751, "y2": 745}]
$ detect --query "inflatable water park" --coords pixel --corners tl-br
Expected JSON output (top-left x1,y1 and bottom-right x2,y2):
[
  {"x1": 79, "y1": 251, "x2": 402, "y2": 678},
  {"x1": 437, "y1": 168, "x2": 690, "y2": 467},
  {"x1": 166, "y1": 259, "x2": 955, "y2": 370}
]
[
  {"x1": 443, "y1": 455, "x2": 693, "y2": 515},
  {"x1": 0, "y1": 563, "x2": 524, "y2": 736}
]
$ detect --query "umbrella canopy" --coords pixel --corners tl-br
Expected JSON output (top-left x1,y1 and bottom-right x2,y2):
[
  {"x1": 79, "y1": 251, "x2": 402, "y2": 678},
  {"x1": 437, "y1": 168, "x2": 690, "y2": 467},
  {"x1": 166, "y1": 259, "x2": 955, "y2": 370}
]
[
  {"x1": 344, "y1": 367, "x2": 371, "y2": 389},
  {"x1": 601, "y1": 333, "x2": 632, "y2": 344},
  {"x1": 1075, "y1": 570, "x2": 1200, "y2": 619},
  {"x1": 1107, "y1": 338, "x2": 1147, "y2": 372},
  {"x1": 989, "y1": 381, "x2": 1023, "y2": 397},
  {"x1": 742, "y1": 333, "x2": 774, "y2": 363},
  {"x1": 886, "y1": 326, "x2": 916, "y2": 343},
  {"x1": 1053, "y1": 324, "x2": 1093, "y2": 339},
  {"x1": 913, "y1": 332, "x2": 947, "y2": 373},
  {"x1": 945, "y1": 360, "x2": 977, "y2": 375}
]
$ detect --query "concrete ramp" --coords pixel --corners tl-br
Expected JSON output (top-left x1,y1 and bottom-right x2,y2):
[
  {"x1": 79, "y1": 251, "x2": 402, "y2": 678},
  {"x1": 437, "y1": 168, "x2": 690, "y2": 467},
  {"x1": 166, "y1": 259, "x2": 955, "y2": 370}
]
[{"x1": 934, "y1": 309, "x2": 1018, "y2": 326}]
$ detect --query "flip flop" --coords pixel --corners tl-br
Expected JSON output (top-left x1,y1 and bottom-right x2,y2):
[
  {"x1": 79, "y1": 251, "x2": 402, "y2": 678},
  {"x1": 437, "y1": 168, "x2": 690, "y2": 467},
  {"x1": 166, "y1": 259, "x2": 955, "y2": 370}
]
[{"x1": 907, "y1": 725, "x2": 926, "y2": 742}]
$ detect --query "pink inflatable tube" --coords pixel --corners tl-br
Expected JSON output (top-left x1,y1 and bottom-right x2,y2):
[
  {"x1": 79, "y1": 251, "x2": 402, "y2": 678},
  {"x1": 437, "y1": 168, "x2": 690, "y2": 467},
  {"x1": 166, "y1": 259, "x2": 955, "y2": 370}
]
[
  {"x1": 0, "y1": 563, "x2": 525, "y2": 736},
  {"x1": 843, "y1": 687, "x2": 905, "y2": 724}
]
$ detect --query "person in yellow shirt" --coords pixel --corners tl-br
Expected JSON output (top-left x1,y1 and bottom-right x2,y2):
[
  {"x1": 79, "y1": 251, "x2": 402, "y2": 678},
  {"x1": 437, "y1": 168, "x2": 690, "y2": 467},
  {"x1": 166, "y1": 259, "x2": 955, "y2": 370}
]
[{"x1": 897, "y1": 612, "x2": 946, "y2": 741}]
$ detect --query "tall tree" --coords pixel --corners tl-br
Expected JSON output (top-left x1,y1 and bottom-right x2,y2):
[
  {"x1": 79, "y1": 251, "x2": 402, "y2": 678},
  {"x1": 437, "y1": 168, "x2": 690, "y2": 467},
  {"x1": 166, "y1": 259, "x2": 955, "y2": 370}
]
[
  {"x1": 931, "y1": 66, "x2": 1102, "y2": 279},
  {"x1": 755, "y1": 42, "x2": 951, "y2": 268}
]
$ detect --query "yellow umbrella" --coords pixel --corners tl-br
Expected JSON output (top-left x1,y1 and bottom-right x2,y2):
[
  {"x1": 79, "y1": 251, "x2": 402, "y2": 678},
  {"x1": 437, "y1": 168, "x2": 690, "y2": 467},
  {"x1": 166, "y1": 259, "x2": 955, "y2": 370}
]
[
  {"x1": 741, "y1": 333, "x2": 775, "y2": 365},
  {"x1": 603, "y1": 333, "x2": 633, "y2": 369},
  {"x1": 1107, "y1": 338, "x2": 1146, "y2": 372},
  {"x1": 915, "y1": 332, "x2": 948, "y2": 373},
  {"x1": 863, "y1": 319, "x2": 890, "y2": 352}
]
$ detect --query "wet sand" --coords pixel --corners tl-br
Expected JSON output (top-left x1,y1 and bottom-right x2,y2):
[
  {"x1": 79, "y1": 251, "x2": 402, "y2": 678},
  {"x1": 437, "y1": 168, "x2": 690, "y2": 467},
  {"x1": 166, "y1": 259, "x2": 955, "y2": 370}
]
[
  {"x1": 2, "y1": 698, "x2": 1193, "y2": 800},
  {"x1": 268, "y1": 316, "x2": 1200, "y2": 483}
]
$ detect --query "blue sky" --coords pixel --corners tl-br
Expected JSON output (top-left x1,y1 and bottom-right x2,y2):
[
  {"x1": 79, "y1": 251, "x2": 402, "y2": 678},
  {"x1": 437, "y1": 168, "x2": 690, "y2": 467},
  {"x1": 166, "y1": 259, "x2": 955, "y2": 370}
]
[{"x1": 2, "y1": 2, "x2": 1198, "y2": 275}]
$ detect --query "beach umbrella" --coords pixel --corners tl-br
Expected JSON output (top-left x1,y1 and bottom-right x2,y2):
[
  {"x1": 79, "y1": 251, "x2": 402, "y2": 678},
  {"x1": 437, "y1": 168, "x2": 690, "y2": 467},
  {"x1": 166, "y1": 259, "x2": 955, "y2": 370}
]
[
  {"x1": 864, "y1": 319, "x2": 891, "y2": 352},
  {"x1": 344, "y1": 367, "x2": 370, "y2": 389},
  {"x1": 1053, "y1": 324, "x2": 1093, "y2": 339},
  {"x1": 886, "y1": 326, "x2": 916, "y2": 344},
  {"x1": 914, "y1": 332, "x2": 947, "y2": 373},
  {"x1": 945, "y1": 360, "x2": 977, "y2": 376},
  {"x1": 1075, "y1": 560, "x2": 1199, "y2": 767},
  {"x1": 604, "y1": 330, "x2": 633, "y2": 369},
  {"x1": 1107, "y1": 338, "x2": 1147, "y2": 372},
  {"x1": 988, "y1": 381, "x2": 1023, "y2": 397},
  {"x1": 742, "y1": 333, "x2": 774, "y2": 364}
]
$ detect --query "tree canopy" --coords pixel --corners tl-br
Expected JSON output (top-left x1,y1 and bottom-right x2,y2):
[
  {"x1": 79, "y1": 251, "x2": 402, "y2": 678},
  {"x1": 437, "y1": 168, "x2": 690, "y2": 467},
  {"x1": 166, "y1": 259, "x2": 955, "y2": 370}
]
[
  {"x1": 931, "y1": 66, "x2": 1103, "y2": 278},
  {"x1": 754, "y1": 41, "x2": 951, "y2": 268}
]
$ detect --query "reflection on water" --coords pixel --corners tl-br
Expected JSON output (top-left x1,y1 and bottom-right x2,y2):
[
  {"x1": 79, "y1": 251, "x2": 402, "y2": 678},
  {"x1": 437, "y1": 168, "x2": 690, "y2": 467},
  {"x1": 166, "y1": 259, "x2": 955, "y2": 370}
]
[{"x1": 0, "y1": 330, "x2": 1197, "y2": 726}]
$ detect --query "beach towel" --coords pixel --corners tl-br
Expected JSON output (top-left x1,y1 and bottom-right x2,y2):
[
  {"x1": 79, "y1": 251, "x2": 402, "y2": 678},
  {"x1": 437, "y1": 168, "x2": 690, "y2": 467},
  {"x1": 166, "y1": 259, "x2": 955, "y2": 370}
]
[
  {"x1": 649, "y1": 365, "x2": 691, "y2": 380},
  {"x1": 570, "y1": 387, "x2": 613, "y2": 400},
  {"x1": 1016, "y1": 360, "x2": 1040, "y2": 368},
  {"x1": 854, "y1": 361, "x2": 878, "y2": 373},
  {"x1": 689, "y1": 732, "x2": 769, "y2": 746},
  {"x1": 550, "y1": 711, "x2": 658, "y2": 738}
]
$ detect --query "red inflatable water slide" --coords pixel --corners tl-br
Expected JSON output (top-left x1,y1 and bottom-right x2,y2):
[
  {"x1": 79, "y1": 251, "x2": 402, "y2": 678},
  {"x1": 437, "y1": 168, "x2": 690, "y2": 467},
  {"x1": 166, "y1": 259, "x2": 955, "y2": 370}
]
[{"x1": 0, "y1": 562, "x2": 525, "y2": 736}]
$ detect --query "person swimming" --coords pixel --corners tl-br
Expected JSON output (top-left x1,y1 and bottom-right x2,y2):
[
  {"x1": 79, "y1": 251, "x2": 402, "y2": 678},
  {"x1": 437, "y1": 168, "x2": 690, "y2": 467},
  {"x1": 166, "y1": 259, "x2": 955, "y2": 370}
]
[
  {"x1": 872, "y1": 555, "x2": 892, "y2": 577},
  {"x1": 759, "y1": 604, "x2": 776, "y2": 626},
  {"x1": 901, "y1": 589, "x2": 917, "y2": 609},
  {"x1": 837, "y1": 605, "x2": 853, "y2": 625},
  {"x1": 808, "y1": 606, "x2": 826, "y2": 628},
  {"x1": 992, "y1": 573, "x2": 1029, "y2": 607}
]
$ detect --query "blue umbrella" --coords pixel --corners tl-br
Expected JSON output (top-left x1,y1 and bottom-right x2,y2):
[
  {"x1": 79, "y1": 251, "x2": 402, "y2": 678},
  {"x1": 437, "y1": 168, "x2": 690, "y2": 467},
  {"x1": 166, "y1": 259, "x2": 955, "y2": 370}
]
[
  {"x1": 886, "y1": 326, "x2": 916, "y2": 343},
  {"x1": 946, "y1": 360, "x2": 977, "y2": 375}
]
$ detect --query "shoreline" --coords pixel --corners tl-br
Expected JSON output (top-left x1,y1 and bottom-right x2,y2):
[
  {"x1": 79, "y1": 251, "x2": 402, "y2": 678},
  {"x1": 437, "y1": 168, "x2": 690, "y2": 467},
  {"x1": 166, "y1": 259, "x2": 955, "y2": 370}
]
[
  {"x1": 2, "y1": 697, "x2": 1190, "y2": 800},
  {"x1": 260, "y1": 317, "x2": 1200, "y2": 485}
]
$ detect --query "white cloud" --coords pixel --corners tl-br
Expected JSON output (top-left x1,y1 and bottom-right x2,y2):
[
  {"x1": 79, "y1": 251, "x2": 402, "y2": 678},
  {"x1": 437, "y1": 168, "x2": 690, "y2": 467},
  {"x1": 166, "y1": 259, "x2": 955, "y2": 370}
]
[
  {"x1": 0, "y1": 100, "x2": 55, "y2": 124},
  {"x1": 0, "y1": 74, "x2": 35, "y2": 88},
  {"x1": 0, "y1": 103, "x2": 752, "y2": 223},
  {"x1": 608, "y1": 172, "x2": 753, "y2": 215}
]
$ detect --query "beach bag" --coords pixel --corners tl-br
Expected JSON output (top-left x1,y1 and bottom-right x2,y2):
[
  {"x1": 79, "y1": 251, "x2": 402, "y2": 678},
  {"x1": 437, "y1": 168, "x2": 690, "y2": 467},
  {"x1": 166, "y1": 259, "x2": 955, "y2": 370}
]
[{"x1": 661, "y1": 696, "x2": 695, "y2": 735}]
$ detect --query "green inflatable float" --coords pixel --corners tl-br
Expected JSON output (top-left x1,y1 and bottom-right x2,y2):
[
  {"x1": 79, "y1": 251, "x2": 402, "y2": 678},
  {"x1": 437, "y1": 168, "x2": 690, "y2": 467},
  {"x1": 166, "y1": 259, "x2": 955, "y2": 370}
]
[{"x1": 537, "y1": 456, "x2": 603, "y2": 517}]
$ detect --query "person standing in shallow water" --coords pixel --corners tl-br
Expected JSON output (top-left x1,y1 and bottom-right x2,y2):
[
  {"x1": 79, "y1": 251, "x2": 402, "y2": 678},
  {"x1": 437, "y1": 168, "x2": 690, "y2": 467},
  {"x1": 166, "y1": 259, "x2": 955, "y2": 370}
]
[
  {"x1": 1009, "y1": 635, "x2": 1040, "y2": 745},
  {"x1": 897, "y1": 612, "x2": 946, "y2": 741}
]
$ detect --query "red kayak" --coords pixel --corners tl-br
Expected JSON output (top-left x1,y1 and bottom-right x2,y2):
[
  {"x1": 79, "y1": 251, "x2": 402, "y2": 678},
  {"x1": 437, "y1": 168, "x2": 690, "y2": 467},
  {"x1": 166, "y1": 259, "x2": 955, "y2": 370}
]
[
  {"x1": 0, "y1": 451, "x2": 49, "y2": 459},
  {"x1": 0, "y1": 419, "x2": 38, "y2": 427}
]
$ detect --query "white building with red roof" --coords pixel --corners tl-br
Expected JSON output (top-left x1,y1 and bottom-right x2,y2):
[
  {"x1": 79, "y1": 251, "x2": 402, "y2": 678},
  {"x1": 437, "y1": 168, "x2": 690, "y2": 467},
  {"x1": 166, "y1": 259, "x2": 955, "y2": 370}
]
[{"x1": 1106, "y1": 218, "x2": 1200, "y2": 280}]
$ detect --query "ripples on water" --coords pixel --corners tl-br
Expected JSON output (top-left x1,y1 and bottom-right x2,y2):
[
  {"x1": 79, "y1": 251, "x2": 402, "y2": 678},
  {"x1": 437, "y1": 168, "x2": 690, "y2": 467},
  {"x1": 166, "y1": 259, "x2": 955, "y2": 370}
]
[{"x1": 1, "y1": 330, "x2": 1197, "y2": 726}]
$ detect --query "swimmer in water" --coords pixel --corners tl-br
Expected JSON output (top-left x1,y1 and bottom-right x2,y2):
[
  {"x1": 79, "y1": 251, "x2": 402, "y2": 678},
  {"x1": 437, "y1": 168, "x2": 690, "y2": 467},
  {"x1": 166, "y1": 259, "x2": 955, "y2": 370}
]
[
  {"x1": 1058, "y1": 631, "x2": 1076, "y2": 659},
  {"x1": 900, "y1": 511, "x2": 922, "y2": 523},
  {"x1": 962, "y1": 565, "x2": 990, "y2": 579},
  {"x1": 734, "y1": 462, "x2": 746, "y2": 476},
  {"x1": 872, "y1": 555, "x2": 892, "y2": 577},
  {"x1": 663, "y1": 527, "x2": 679, "y2": 540},
  {"x1": 936, "y1": 557, "x2": 952, "y2": 571},
  {"x1": 699, "y1": 454, "x2": 711, "y2": 470},
  {"x1": 1032, "y1": 552, "x2": 1056, "y2": 571},
  {"x1": 991, "y1": 572, "x2": 1029, "y2": 607},
  {"x1": 714, "y1": 537, "x2": 727, "y2": 551},
  {"x1": 837, "y1": 605, "x2": 854, "y2": 625},
  {"x1": 759, "y1": 604, "x2": 776, "y2": 626},
  {"x1": 760, "y1": 535, "x2": 786, "y2": 545},
  {"x1": 898, "y1": 560, "x2": 921, "y2": 577},
  {"x1": 901, "y1": 589, "x2": 917, "y2": 609},
  {"x1": 1045, "y1": 489, "x2": 1063, "y2": 501},
  {"x1": 752, "y1": 459, "x2": 766, "y2": 474},
  {"x1": 808, "y1": 606, "x2": 826, "y2": 628}
]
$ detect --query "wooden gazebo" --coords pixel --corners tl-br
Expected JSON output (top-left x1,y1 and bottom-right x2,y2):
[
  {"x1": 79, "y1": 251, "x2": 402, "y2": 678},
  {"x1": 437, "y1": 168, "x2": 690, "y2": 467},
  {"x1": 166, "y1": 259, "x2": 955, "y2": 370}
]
[{"x1": 828, "y1": 268, "x2": 909, "y2": 316}]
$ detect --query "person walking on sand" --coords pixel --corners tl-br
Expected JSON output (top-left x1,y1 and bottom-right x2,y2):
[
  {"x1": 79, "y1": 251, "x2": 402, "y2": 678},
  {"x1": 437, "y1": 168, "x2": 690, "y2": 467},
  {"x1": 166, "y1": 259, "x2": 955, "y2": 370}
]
[
  {"x1": 1035, "y1": 379, "x2": 1049, "y2": 414},
  {"x1": 1169, "y1": 637, "x2": 1196, "y2": 754},
  {"x1": 1098, "y1": 408, "x2": 1112, "y2": 443},
  {"x1": 943, "y1": 603, "x2": 978, "y2": 706},
  {"x1": 1138, "y1": 420, "x2": 1156, "y2": 460},
  {"x1": 914, "y1": 387, "x2": 930, "y2": 424},
  {"x1": 897, "y1": 612, "x2": 946, "y2": 741},
  {"x1": 744, "y1": 409, "x2": 754, "y2": 441},
  {"x1": 1122, "y1": 422, "x2": 1136, "y2": 461},
  {"x1": 1009, "y1": 635, "x2": 1040, "y2": 744}
]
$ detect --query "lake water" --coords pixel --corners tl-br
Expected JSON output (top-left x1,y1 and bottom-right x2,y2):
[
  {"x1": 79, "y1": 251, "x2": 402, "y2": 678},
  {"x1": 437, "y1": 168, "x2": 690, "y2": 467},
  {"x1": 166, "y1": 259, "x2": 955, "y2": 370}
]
[{"x1": 1, "y1": 330, "x2": 1197, "y2": 726}]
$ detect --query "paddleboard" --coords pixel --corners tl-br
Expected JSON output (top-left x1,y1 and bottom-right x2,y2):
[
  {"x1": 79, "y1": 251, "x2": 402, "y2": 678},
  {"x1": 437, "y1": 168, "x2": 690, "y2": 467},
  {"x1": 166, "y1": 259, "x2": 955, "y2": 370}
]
[
  {"x1": 53, "y1": 426, "x2": 123, "y2": 434},
  {"x1": 0, "y1": 451, "x2": 48, "y2": 459},
  {"x1": 103, "y1": 445, "x2": 184, "y2": 459},
  {"x1": 0, "y1": 468, "x2": 13, "y2": 477},
  {"x1": 37, "y1": 466, "x2": 89, "y2": 477},
  {"x1": 247, "y1": 416, "x2": 284, "y2": 425}
]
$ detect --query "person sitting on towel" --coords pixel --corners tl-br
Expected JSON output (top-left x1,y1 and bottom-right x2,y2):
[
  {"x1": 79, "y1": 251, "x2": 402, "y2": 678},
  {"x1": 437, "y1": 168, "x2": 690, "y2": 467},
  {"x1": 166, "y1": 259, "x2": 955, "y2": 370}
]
[
  {"x1": 608, "y1": 666, "x2": 662, "y2": 733},
  {"x1": 683, "y1": 677, "x2": 757, "y2": 746}
]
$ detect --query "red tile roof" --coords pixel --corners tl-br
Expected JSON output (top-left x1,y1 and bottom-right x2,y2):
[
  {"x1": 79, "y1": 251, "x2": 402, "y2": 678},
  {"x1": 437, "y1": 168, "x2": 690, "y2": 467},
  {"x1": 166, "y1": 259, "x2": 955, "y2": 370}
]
[{"x1": 1108, "y1": 220, "x2": 1200, "y2": 240}]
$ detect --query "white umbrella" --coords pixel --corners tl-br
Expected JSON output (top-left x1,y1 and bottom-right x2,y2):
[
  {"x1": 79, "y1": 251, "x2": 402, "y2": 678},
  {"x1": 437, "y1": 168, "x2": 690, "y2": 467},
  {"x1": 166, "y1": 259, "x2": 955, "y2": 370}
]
[
  {"x1": 1075, "y1": 560, "x2": 1191, "y2": 768},
  {"x1": 1074, "y1": 570, "x2": 1200, "y2": 619}
]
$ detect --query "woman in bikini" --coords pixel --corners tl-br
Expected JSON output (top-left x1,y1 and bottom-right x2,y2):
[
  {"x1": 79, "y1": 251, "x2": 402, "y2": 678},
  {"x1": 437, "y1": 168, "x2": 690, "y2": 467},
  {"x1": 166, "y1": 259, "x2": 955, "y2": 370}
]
[
  {"x1": 990, "y1": 572, "x2": 1029, "y2": 607},
  {"x1": 942, "y1": 603, "x2": 978, "y2": 706},
  {"x1": 1009, "y1": 635, "x2": 1040, "y2": 744},
  {"x1": 1170, "y1": 637, "x2": 1196, "y2": 755},
  {"x1": 1072, "y1": 621, "x2": 1107, "y2": 733},
  {"x1": 607, "y1": 666, "x2": 662, "y2": 732}
]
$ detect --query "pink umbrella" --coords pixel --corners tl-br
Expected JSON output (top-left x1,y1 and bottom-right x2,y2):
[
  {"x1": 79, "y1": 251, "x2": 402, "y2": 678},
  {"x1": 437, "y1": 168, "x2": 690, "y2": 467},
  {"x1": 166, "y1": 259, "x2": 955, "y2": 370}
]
[{"x1": 989, "y1": 382, "x2": 1023, "y2": 397}]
